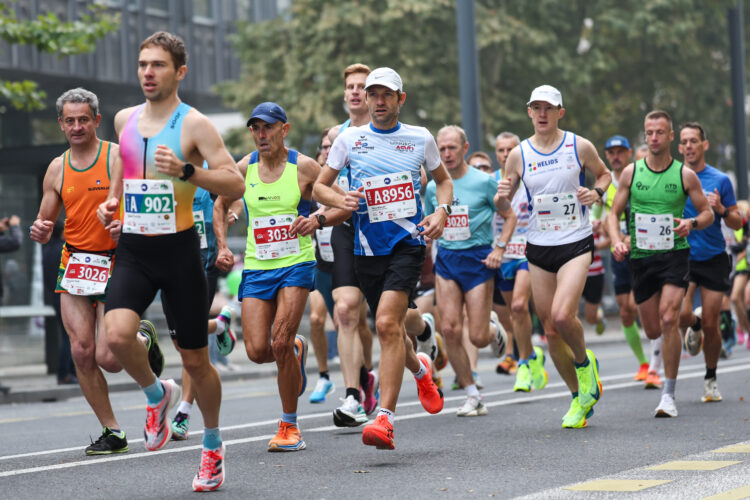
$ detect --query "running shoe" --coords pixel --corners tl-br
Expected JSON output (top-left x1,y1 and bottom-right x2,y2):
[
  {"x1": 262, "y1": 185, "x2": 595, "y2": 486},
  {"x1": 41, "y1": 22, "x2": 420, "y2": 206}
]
[
  {"x1": 513, "y1": 363, "x2": 532, "y2": 392},
  {"x1": 561, "y1": 397, "x2": 594, "y2": 429},
  {"x1": 654, "y1": 393, "x2": 678, "y2": 417},
  {"x1": 171, "y1": 411, "x2": 190, "y2": 441},
  {"x1": 451, "y1": 376, "x2": 460, "y2": 391},
  {"x1": 215, "y1": 305, "x2": 236, "y2": 356},
  {"x1": 634, "y1": 362, "x2": 649, "y2": 381},
  {"x1": 192, "y1": 443, "x2": 225, "y2": 492},
  {"x1": 595, "y1": 307, "x2": 606, "y2": 335},
  {"x1": 473, "y1": 371, "x2": 484, "y2": 390},
  {"x1": 701, "y1": 377, "x2": 723, "y2": 402},
  {"x1": 333, "y1": 395, "x2": 369, "y2": 427},
  {"x1": 417, "y1": 313, "x2": 438, "y2": 361},
  {"x1": 644, "y1": 370, "x2": 662, "y2": 389},
  {"x1": 309, "y1": 377, "x2": 335, "y2": 404},
  {"x1": 576, "y1": 349, "x2": 601, "y2": 411},
  {"x1": 362, "y1": 371, "x2": 379, "y2": 415},
  {"x1": 268, "y1": 421, "x2": 306, "y2": 452},
  {"x1": 737, "y1": 328, "x2": 746, "y2": 345},
  {"x1": 684, "y1": 307, "x2": 703, "y2": 356},
  {"x1": 433, "y1": 331, "x2": 448, "y2": 371},
  {"x1": 496, "y1": 354, "x2": 517, "y2": 375},
  {"x1": 144, "y1": 379, "x2": 181, "y2": 451},
  {"x1": 488, "y1": 311, "x2": 508, "y2": 357},
  {"x1": 456, "y1": 395, "x2": 488, "y2": 417},
  {"x1": 294, "y1": 335, "x2": 308, "y2": 397},
  {"x1": 85, "y1": 427, "x2": 129, "y2": 455},
  {"x1": 138, "y1": 320, "x2": 164, "y2": 378},
  {"x1": 415, "y1": 352, "x2": 444, "y2": 414},
  {"x1": 529, "y1": 346, "x2": 548, "y2": 391},
  {"x1": 362, "y1": 414, "x2": 394, "y2": 450}
]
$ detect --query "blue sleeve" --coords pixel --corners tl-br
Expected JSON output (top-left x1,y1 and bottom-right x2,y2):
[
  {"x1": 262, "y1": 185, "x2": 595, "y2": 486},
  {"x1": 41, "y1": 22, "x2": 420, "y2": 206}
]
[
  {"x1": 424, "y1": 181, "x2": 437, "y2": 215},
  {"x1": 721, "y1": 176, "x2": 737, "y2": 208}
]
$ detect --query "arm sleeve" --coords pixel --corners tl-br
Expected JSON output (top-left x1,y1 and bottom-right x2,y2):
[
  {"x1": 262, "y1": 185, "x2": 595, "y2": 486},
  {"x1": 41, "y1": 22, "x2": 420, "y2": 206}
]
[
  {"x1": 423, "y1": 131, "x2": 441, "y2": 171},
  {"x1": 326, "y1": 132, "x2": 349, "y2": 171}
]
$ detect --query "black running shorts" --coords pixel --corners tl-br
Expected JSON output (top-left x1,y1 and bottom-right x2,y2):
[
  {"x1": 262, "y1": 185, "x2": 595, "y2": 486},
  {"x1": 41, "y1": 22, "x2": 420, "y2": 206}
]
[
  {"x1": 630, "y1": 248, "x2": 690, "y2": 305},
  {"x1": 354, "y1": 241, "x2": 425, "y2": 314}
]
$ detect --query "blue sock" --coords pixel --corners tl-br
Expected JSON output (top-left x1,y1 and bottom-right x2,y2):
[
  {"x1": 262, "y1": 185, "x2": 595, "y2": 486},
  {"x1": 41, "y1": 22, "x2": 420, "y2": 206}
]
[
  {"x1": 203, "y1": 427, "x2": 222, "y2": 450},
  {"x1": 574, "y1": 356, "x2": 590, "y2": 369},
  {"x1": 518, "y1": 359, "x2": 529, "y2": 366},
  {"x1": 281, "y1": 412, "x2": 297, "y2": 425},
  {"x1": 143, "y1": 377, "x2": 164, "y2": 406},
  {"x1": 529, "y1": 350, "x2": 537, "y2": 361},
  {"x1": 571, "y1": 391, "x2": 578, "y2": 400}
]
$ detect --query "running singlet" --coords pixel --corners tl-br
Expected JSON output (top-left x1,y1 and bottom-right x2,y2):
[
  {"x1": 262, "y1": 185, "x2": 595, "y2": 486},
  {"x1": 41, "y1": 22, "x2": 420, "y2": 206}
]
[
  {"x1": 493, "y1": 170, "x2": 531, "y2": 260},
  {"x1": 60, "y1": 140, "x2": 116, "y2": 251},
  {"x1": 520, "y1": 131, "x2": 592, "y2": 246},
  {"x1": 327, "y1": 122, "x2": 441, "y2": 256},
  {"x1": 683, "y1": 164, "x2": 736, "y2": 262},
  {"x1": 424, "y1": 167, "x2": 497, "y2": 250},
  {"x1": 243, "y1": 149, "x2": 314, "y2": 270},
  {"x1": 119, "y1": 102, "x2": 196, "y2": 235},
  {"x1": 628, "y1": 158, "x2": 688, "y2": 259}
]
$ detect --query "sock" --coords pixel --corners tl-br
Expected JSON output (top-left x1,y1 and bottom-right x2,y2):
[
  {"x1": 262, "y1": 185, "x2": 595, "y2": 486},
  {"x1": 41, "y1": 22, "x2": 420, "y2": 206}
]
[
  {"x1": 705, "y1": 367, "x2": 717, "y2": 380},
  {"x1": 137, "y1": 331, "x2": 150, "y2": 349},
  {"x1": 359, "y1": 365, "x2": 369, "y2": 388},
  {"x1": 518, "y1": 359, "x2": 529, "y2": 367},
  {"x1": 281, "y1": 412, "x2": 297, "y2": 425},
  {"x1": 143, "y1": 377, "x2": 164, "y2": 406},
  {"x1": 413, "y1": 359, "x2": 427, "y2": 380},
  {"x1": 623, "y1": 322, "x2": 648, "y2": 364},
  {"x1": 202, "y1": 427, "x2": 222, "y2": 450},
  {"x1": 528, "y1": 349, "x2": 537, "y2": 361},
  {"x1": 649, "y1": 337, "x2": 663, "y2": 373},
  {"x1": 109, "y1": 428, "x2": 124, "y2": 438},
  {"x1": 465, "y1": 384, "x2": 480, "y2": 398},
  {"x1": 663, "y1": 378, "x2": 676, "y2": 397},
  {"x1": 574, "y1": 356, "x2": 590, "y2": 369},
  {"x1": 571, "y1": 391, "x2": 578, "y2": 400},
  {"x1": 377, "y1": 407, "x2": 394, "y2": 424},
  {"x1": 346, "y1": 387, "x2": 362, "y2": 402},
  {"x1": 176, "y1": 401, "x2": 193, "y2": 416},
  {"x1": 214, "y1": 315, "x2": 227, "y2": 334},
  {"x1": 692, "y1": 315, "x2": 702, "y2": 331},
  {"x1": 320, "y1": 371, "x2": 330, "y2": 381},
  {"x1": 417, "y1": 320, "x2": 432, "y2": 342}
]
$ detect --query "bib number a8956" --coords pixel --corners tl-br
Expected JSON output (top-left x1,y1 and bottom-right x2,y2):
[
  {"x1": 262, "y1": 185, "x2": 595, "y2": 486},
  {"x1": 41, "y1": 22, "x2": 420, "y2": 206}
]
[{"x1": 363, "y1": 171, "x2": 417, "y2": 222}]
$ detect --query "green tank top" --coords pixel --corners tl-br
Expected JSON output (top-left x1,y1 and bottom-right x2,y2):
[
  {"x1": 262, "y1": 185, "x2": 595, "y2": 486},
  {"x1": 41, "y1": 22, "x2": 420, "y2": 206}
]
[
  {"x1": 628, "y1": 158, "x2": 689, "y2": 259},
  {"x1": 735, "y1": 228, "x2": 747, "y2": 272},
  {"x1": 243, "y1": 150, "x2": 314, "y2": 270}
]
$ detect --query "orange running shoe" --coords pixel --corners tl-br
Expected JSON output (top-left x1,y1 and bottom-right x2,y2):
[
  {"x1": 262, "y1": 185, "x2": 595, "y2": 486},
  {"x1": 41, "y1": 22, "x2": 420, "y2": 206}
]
[
  {"x1": 634, "y1": 363, "x2": 649, "y2": 381},
  {"x1": 362, "y1": 414, "x2": 394, "y2": 450},
  {"x1": 496, "y1": 355, "x2": 518, "y2": 375},
  {"x1": 415, "y1": 353, "x2": 444, "y2": 414},
  {"x1": 644, "y1": 370, "x2": 662, "y2": 390},
  {"x1": 268, "y1": 421, "x2": 306, "y2": 452}
]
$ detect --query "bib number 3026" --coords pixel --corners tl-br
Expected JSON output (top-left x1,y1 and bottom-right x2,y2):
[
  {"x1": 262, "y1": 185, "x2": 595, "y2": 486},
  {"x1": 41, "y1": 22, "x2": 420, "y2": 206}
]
[{"x1": 61, "y1": 252, "x2": 111, "y2": 296}]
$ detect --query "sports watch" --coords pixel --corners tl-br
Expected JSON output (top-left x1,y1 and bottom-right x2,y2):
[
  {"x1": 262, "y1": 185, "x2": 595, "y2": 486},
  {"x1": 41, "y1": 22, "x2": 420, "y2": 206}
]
[
  {"x1": 180, "y1": 162, "x2": 195, "y2": 181},
  {"x1": 437, "y1": 204, "x2": 452, "y2": 216}
]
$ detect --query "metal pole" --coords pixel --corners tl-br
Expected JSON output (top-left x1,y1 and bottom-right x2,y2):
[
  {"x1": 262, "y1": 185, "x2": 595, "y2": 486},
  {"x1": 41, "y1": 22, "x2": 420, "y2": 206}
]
[
  {"x1": 729, "y1": 1, "x2": 748, "y2": 199},
  {"x1": 455, "y1": 0, "x2": 482, "y2": 153}
]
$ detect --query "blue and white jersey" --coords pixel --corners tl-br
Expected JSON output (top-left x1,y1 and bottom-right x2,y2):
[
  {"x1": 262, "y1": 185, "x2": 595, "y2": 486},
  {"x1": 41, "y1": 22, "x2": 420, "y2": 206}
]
[{"x1": 327, "y1": 122, "x2": 441, "y2": 255}]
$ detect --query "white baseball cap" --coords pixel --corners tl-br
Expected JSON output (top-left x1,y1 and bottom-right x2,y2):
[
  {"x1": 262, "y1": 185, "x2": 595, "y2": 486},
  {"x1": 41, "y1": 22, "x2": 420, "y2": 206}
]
[
  {"x1": 365, "y1": 67, "x2": 403, "y2": 92},
  {"x1": 527, "y1": 85, "x2": 563, "y2": 107}
]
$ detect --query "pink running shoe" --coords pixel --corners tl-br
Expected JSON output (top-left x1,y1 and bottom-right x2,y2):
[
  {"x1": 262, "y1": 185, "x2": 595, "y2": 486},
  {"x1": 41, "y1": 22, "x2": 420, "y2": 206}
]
[
  {"x1": 144, "y1": 379, "x2": 181, "y2": 451},
  {"x1": 362, "y1": 371, "x2": 379, "y2": 415}
]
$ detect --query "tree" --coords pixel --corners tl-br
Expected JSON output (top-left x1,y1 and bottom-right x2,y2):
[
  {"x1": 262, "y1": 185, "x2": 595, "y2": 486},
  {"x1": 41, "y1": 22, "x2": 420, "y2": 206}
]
[{"x1": 0, "y1": 0, "x2": 118, "y2": 111}]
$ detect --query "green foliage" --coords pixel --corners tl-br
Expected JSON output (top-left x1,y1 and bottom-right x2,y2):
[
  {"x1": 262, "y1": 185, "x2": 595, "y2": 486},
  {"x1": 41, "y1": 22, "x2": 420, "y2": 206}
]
[
  {"x1": 222, "y1": 0, "x2": 741, "y2": 170},
  {"x1": 0, "y1": 0, "x2": 119, "y2": 111}
]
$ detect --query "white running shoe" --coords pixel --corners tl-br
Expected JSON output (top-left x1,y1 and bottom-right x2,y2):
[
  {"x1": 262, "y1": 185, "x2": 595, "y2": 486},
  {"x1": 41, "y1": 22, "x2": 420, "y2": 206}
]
[
  {"x1": 684, "y1": 307, "x2": 703, "y2": 356},
  {"x1": 417, "y1": 313, "x2": 438, "y2": 361},
  {"x1": 333, "y1": 395, "x2": 368, "y2": 427},
  {"x1": 654, "y1": 393, "x2": 678, "y2": 418},
  {"x1": 456, "y1": 395, "x2": 488, "y2": 417},
  {"x1": 701, "y1": 377, "x2": 723, "y2": 402},
  {"x1": 489, "y1": 311, "x2": 507, "y2": 358}
]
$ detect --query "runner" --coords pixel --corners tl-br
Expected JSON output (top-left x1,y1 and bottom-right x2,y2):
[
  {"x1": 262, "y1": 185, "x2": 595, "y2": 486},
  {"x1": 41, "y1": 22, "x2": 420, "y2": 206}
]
[
  {"x1": 676, "y1": 122, "x2": 741, "y2": 402},
  {"x1": 97, "y1": 32, "x2": 244, "y2": 491},
  {"x1": 30, "y1": 88, "x2": 162, "y2": 455},
  {"x1": 314, "y1": 67, "x2": 452, "y2": 449},
  {"x1": 498, "y1": 85, "x2": 611, "y2": 428},
  {"x1": 607, "y1": 110, "x2": 713, "y2": 418}
]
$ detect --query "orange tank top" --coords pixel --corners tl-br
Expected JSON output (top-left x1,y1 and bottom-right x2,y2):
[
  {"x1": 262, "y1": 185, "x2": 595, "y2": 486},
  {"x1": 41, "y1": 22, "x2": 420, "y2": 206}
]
[{"x1": 60, "y1": 140, "x2": 117, "y2": 251}]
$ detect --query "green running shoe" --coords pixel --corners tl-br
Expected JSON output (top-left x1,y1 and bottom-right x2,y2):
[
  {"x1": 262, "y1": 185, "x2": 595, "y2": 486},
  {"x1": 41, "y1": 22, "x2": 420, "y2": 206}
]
[
  {"x1": 513, "y1": 363, "x2": 532, "y2": 392},
  {"x1": 529, "y1": 346, "x2": 548, "y2": 391},
  {"x1": 171, "y1": 411, "x2": 190, "y2": 441},
  {"x1": 139, "y1": 320, "x2": 164, "y2": 377},
  {"x1": 576, "y1": 349, "x2": 601, "y2": 411},
  {"x1": 561, "y1": 396, "x2": 594, "y2": 429}
]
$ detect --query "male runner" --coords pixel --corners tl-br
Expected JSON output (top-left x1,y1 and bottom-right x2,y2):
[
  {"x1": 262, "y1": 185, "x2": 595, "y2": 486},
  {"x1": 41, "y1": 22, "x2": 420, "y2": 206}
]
[
  {"x1": 607, "y1": 110, "x2": 713, "y2": 418},
  {"x1": 98, "y1": 32, "x2": 244, "y2": 491},
  {"x1": 315, "y1": 67, "x2": 452, "y2": 449},
  {"x1": 677, "y1": 122, "x2": 741, "y2": 402},
  {"x1": 498, "y1": 85, "x2": 611, "y2": 428}
]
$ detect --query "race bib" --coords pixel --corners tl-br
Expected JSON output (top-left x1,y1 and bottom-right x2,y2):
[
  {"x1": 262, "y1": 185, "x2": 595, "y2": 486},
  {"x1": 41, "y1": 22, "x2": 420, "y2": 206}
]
[
  {"x1": 363, "y1": 171, "x2": 417, "y2": 223},
  {"x1": 61, "y1": 252, "x2": 111, "y2": 296},
  {"x1": 503, "y1": 234, "x2": 527, "y2": 259},
  {"x1": 193, "y1": 210, "x2": 207, "y2": 249},
  {"x1": 442, "y1": 205, "x2": 470, "y2": 241},
  {"x1": 252, "y1": 214, "x2": 300, "y2": 260},
  {"x1": 635, "y1": 213, "x2": 674, "y2": 250},
  {"x1": 122, "y1": 179, "x2": 176, "y2": 234},
  {"x1": 316, "y1": 226, "x2": 334, "y2": 262},
  {"x1": 534, "y1": 192, "x2": 581, "y2": 231}
]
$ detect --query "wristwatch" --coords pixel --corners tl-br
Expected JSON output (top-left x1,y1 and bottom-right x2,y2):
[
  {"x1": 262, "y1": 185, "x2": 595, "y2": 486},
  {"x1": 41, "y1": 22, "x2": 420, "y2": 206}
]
[
  {"x1": 315, "y1": 214, "x2": 327, "y2": 228},
  {"x1": 437, "y1": 203, "x2": 452, "y2": 216},
  {"x1": 496, "y1": 241, "x2": 507, "y2": 249},
  {"x1": 180, "y1": 162, "x2": 195, "y2": 181},
  {"x1": 690, "y1": 217, "x2": 698, "y2": 229},
  {"x1": 721, "y1": 207, "x2": 729, "y2": 218},
  {"x1": 594, "y1": 187, "x2": 605, "y2": 199}
]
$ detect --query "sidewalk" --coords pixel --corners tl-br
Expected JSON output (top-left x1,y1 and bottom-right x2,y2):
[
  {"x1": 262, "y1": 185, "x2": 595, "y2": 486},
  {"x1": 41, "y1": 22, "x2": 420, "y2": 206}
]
[{"x1": 0, "y1": 317, "x2": 630, "y2": 405}]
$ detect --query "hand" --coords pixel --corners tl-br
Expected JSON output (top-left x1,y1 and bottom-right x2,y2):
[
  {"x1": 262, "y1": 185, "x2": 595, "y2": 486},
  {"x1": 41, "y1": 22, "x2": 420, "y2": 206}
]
[
  {"x1": 98, "y1": 198, "x2": 119, "y2": 228},
  {"x1": 154, "y1": 145, "x2": 183, "y2": 178},
  {"x1": 576, "y1": 186, "x2": 599, "y2": 207},
  {"x1": 343, "y1": 187, "x2": 365, "y2": 211},
  {"x1": 0, "y1": 218, "x2": 8, "y2": 232},
  {"x1": 612, "y1": 240, "x2": 629, "y2": 262},
  {"x1": 227, "y1": 210, "x2": 239, "y2": 226},
  {"x1": 591, "y1": 219, "x2": 602, "y2": 233},
  {"x1": 29, "y1": 219, "x2": 54, "y2": 244},
  {"x1": 289, "y1": 215, "x2": 318, "y2": 237},
  {"x1": 8, "y1": 215, "x2": 20, "y2": 226},
  {"x1": 215, "y1": 247, "x2": 234, "y2": 272},
  {"x1": 108, "y1": 220, "x2": 122, "y2": 243},
  {"x1": 497, "y1": 179, "x2": 512, "y2": 199},
  {"x1": 418, "y1": 210, "x2": 447, "y2": 239},
  {"x1": 483, "y1": 246, "x2": 505, "y2": 270},
  {"x1": 673, "y1": 217, "x2": 692, "y2": 238},
  {"x1": 707, "y1": 188, "x2": 724, "y2": 213}
]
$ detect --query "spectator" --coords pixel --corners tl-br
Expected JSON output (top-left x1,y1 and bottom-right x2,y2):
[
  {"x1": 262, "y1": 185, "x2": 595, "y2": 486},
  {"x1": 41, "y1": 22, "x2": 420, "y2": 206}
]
[{"x1": 0, "y1": 214, "x2": 22, "y2": 393}]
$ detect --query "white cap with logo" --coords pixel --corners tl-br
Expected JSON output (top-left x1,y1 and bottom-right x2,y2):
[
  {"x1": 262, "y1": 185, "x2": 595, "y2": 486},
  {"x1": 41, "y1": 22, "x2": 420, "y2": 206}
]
[
  {"x1": 365, "y1": 67, "x2": 403, "y2": 92},
  {"x1": 527, "y1": 85, "x2": 563, "y2": 107}
]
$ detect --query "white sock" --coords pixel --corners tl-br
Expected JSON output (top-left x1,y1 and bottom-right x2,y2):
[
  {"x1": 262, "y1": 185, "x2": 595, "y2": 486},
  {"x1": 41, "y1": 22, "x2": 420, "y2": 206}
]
[
  {"x1": 413, "y1": 359, "x2": 427, "y2": 380},
  {"x1": 176, "y1": 401, "x2": 193, "y2": 416},
  {"x1": 214, "y1": 316, "x2": 227, "y2": 334},
  {"x1": 377, "y1": 407, "x2": 394, "y2": 424},
  {"x1": 649, "y1": 337, "x2": 663, "y2": 373},
  {"x1": 465, "y1": 384, "x2": 480, "y2": 398}
]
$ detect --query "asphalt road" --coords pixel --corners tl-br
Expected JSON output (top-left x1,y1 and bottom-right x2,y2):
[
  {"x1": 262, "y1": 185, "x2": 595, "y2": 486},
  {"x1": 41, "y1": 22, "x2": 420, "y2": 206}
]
[{"x1": 1, "y1": 340, "x2": 750, "y2": 499}]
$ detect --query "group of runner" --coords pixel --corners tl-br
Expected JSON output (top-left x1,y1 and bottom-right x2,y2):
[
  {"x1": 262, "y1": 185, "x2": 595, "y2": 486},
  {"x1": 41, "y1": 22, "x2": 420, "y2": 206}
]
[{"x1": 27, "y1": 30, "x2": 750, "y2": 492}]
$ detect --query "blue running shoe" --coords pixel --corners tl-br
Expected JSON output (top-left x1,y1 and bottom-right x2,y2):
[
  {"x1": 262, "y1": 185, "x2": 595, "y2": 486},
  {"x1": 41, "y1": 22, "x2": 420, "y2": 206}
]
[{"x1": 309, "y1": 377, "x2": 335, "y2": 403}]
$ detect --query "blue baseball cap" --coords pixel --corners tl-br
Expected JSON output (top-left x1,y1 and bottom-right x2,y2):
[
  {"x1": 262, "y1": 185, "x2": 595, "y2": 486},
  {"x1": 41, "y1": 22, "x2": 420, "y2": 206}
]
[
  {"x1": 247, "y1": 102, "x2": 287, "y2": 127},
  {"x1": 605, "y1": 135, "x2": 631, "y2": 150}
]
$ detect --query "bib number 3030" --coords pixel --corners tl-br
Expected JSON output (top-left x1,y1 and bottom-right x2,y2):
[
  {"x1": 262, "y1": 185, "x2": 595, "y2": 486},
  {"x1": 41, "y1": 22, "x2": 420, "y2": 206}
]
[
  {"x1": 122, "y1": 179, "x2": 176, "y2": 234},
  {"x1": 61, "y1": 252, "x2": 111, "y2": 296},
  {"x1": 363, "y1": 171, "x2": 417, "y2": 223},
  {"x1": 252, "y1": 214, "x2": 300, "y2": 260}
]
